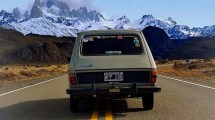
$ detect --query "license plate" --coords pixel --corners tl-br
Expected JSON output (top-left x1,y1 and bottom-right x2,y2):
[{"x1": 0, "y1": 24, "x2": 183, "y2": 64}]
[
  {"x1": 109, "y1": 88, "x2": 120, "y2": 93},
  {"x1": 104, "y1": 72, "x2": 123, "y2": 81}
]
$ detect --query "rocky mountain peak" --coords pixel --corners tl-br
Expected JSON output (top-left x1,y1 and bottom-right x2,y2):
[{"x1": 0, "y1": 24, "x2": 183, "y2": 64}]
[
  {"x1": 0, "y1": 10, "x2": 6, "y2": 13},
  {"x1": 142, "y1": 14, "x2": 155, "y2": 20},
  {"x1": 70, "y1": 7, "x2": 104, "y2": 22},
  {"x1": 114, "y1": 15, "x2": 130, "y2": 29},
  {"x1": 117, "y1": 15, "x2": 130, "y2": 23},
  {"x1": 24, "y1": 11, "x2": 30, "y2": 19},
  {"x1": 78, "y1": 7, "x2": 88, "y2": 13},
  {"x1": 13, "y1": 7, "x2": 22, "y2": 19},
  {"x1": 167, "y1": 17, "x2": 177, "y2": 25},
  {"x1": 139, "y1": 14, "x2": 157, "y2": 25},
  {"x1": 31, "y1": 0, "x2": 43, "y2": 18},
  {"x1": 46, "y1": 0, "x2": 70, "y2": 17},
  {"x1": 0, "y1": 10, "x2": 6, "y2": 16}
]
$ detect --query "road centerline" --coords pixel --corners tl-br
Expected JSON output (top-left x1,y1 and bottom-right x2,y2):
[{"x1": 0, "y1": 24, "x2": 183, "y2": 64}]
[
  {"x1": 91, "y1": 99, "x2": 100, "y2": 120},
  {"x1": 105, "y1": 99, "x2": 113, "y2": 120}
]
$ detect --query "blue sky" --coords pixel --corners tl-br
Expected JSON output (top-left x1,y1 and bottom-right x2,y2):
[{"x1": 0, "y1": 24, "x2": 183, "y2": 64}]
[{"x1": 0, "y1": 0, "x2": 214, "y2": 27}]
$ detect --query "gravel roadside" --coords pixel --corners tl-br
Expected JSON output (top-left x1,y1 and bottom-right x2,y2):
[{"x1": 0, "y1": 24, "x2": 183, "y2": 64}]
[{"x1": 157, "y1": 59, "x2": 215, "y2": 87}]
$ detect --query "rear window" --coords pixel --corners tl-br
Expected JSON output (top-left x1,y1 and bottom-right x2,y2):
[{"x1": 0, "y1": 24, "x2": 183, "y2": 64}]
[{"x1": 81, "y1": 34, "x2": 143, "y2": 55}]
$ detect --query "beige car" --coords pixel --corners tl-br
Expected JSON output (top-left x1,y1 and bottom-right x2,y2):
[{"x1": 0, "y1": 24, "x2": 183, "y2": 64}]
[{"x1": 67, "y1": 29, "x2": 161, "y2": 112}]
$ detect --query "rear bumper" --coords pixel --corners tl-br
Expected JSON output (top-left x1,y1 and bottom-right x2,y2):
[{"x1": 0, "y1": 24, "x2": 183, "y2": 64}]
[{"x1": 66, "y1": 84, "x2": 161, "y2": 97}]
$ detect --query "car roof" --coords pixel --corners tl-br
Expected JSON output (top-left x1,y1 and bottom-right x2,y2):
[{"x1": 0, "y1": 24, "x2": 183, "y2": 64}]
[{"x1": 78, "y1": 29, "x2": 142, "y2": 35}]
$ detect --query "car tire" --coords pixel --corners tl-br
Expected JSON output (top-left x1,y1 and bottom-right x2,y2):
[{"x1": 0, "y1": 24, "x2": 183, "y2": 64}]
[
  {"x1": 142, "y1": 93, "x2": 154, "y2": 110},
  {"x1": 70, "y1": 95, "x2": 79, "y2": 112}
]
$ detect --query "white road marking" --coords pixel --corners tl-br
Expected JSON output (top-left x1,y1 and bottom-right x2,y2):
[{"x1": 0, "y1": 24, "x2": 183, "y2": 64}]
[
  {"x1": 0, "y1": 75, "x2": 68, "y2": 97},
  {"x1": 159, "y1": 75, "x2": 215, "y2": 90}
]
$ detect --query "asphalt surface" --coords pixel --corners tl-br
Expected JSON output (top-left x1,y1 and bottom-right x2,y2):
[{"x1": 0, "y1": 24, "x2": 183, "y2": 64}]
[{"x1": 0, "y1": 75, "x2": 215, "y2": 120}]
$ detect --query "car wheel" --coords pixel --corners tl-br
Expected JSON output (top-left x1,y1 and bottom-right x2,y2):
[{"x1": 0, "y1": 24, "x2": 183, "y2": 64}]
[
  {"x1": 142, "y1": 93, "x2": 154, "y2": 110},
  {"x1": 70, "y1": 95, "x2": 79, "y2": 112}
]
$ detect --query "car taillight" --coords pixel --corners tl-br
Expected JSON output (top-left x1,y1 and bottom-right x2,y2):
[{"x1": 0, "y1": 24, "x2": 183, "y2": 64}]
[
  {"x1": 150, "y1": 70, "x2": 157, "y2": 83},
  {"x1": 69, "y1": 73, "x2": 77, "y2": 85}
]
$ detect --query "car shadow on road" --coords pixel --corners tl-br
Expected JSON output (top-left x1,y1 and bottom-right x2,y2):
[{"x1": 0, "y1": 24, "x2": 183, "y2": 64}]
[
  {"x1": 112, "y1": 98, "x2": 146, "y2": 118},
  {"x1": 0, "y1": 98, "x2": 94, "y2": 120}
]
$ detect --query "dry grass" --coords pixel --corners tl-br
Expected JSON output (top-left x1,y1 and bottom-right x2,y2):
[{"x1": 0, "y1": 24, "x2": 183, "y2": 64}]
[
  {"x1": 158, "y1": 59, "x2": 215, "y2": 84},
  {"x1": 0, "y1": 72, "x2": 16, "y2": 80},
  {"x1": 0, "y1": 64, "x2": 68, "y2": 82}
]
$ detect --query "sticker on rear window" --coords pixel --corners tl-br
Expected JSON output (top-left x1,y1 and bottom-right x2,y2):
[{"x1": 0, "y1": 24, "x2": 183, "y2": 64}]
[
  {"x1": 134, "y1": 37, "x2": 138, "y2": 40},
  {"x1": 97, "y1": 36, "x2": 101, "y2": 39},
  {"x1": 117, "y1": 35, "x2": 123, "y2": 39},
  {"x1": 134, "y1": 39, "x2": 140, "y2": 44},
  {"x1": 89, "y1": 37, "x2": 94, "y2": 41},
  {"x1": 83, "y1": 37, "x2": 89, "y2": 42},
  {"x1": 135, "y1": 43, "x2": 141, "y2": 47}
]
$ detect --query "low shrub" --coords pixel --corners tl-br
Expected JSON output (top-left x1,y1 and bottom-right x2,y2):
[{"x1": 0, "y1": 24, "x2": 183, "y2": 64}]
[
  {"x1": 157, "y1": 60, "x2": 168, "y2": 64},
  {"x1": 0, "y1": 72, "x2": 16, "y2": 80},
  {"x1": 173, "y1": 62, "x2": 189, "y2": 69},
  {"x1": 19, "y1": 70, "x2": 35, "y2": 77},
  {"x1": 204, "y1": 59, "x2": 212, "y2": 62},
  {"x1": 35, "y1": 69, "x2": 49, "y2": 74},
  {"x1": 57, "y1": 64, "x2": 63, "y2": 68}
]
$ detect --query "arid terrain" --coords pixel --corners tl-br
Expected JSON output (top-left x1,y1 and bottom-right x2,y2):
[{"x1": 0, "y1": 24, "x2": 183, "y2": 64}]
[
  {"x1": 0, "y1": 64, "x2": 68, "y2": 81},
  {"x1": 1, "y1": 59, "x2": 214, "y2": 90},
  {"x1": 0, "y1": 64, "x2": 68, "y2": 93},
  {"x1": 0, "y1": 64, "x2": 69, "y2": 81},
  {"x1": 157, "y1": 59, "x2": 215, "y2": 85}
]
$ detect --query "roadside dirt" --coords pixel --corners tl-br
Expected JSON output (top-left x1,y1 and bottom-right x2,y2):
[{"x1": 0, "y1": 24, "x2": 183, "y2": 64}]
[
  {"x1": 157, "y1": 59, "x2": 215, "y2": 85},
  {"x1": 0, "y1": 64, "x2": 68, "y2": 85}
]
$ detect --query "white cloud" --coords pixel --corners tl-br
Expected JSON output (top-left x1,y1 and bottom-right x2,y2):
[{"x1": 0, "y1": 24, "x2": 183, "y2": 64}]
[
  {"x1": 27, "y1": 0, "x2": 96, "y2": 11},
  {"x1": 60, "y1": 0, "x2": 95, "y2": 10}
]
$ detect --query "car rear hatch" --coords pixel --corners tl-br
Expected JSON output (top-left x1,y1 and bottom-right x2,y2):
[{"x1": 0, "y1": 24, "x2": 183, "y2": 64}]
[{"x1": 73, "y1": 33, "x2": 153, "y2": 84}]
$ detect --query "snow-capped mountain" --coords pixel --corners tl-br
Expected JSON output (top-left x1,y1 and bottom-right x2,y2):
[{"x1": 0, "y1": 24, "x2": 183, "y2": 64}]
[{"x1": 0, "y1": 0, "x2": 215, "y2": 39}]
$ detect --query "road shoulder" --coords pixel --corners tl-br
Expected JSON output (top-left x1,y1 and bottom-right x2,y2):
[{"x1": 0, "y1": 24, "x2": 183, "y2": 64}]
[{"x1": 0, "y1": 73, "x2": 67, "y2": 95}]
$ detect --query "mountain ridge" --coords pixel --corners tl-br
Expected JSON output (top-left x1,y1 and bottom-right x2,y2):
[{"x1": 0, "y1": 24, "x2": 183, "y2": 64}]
[{"x1": 0, "y1": 0, "x2": 215, "y2": 39}]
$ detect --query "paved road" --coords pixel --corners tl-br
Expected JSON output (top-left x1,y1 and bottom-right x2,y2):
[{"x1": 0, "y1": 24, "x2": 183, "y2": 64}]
[{"x1": 0, "y1": 75, "x2": 215, "y2": 120}]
